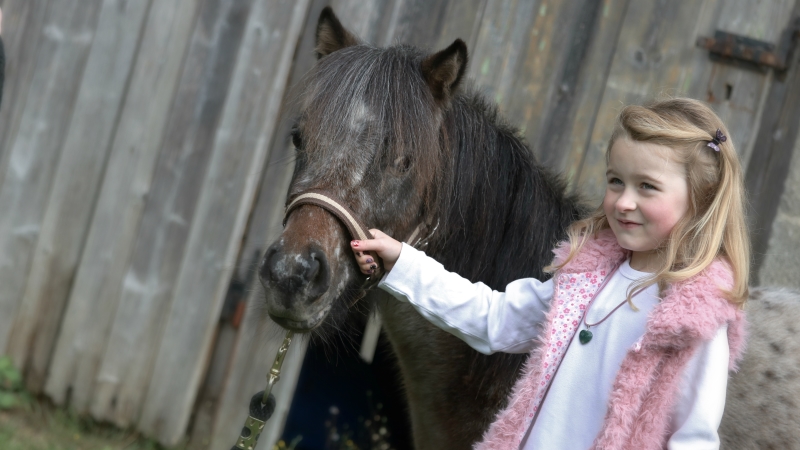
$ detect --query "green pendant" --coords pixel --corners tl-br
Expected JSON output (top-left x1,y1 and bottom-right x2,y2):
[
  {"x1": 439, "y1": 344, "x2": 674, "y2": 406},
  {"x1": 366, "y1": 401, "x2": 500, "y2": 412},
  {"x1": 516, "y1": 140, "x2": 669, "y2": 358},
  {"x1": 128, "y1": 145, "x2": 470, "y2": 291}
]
[{"x1": 579, "y1": 329, "x2": 593, "y2": 344}]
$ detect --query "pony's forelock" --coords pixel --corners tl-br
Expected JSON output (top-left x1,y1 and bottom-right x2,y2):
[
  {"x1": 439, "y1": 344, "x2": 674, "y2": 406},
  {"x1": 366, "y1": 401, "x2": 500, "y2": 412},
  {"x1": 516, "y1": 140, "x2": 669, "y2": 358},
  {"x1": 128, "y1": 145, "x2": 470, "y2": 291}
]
[{"x1": 296, "y1": 44, "x2": 444, "y2": 209}]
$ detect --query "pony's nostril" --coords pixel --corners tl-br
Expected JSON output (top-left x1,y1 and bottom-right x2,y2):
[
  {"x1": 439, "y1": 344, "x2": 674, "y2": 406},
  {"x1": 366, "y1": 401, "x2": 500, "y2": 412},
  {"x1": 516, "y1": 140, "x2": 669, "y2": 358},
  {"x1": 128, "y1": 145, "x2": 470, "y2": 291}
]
[
  {"x1": 260, "y1": 245, "x2": 281, "y2": 283},
  {"x1": 307, "y1": 250, "x2": 331, "y2": 298},
  {"x1": 306, "y1": 256, "x2": 320, "y2": 281}
]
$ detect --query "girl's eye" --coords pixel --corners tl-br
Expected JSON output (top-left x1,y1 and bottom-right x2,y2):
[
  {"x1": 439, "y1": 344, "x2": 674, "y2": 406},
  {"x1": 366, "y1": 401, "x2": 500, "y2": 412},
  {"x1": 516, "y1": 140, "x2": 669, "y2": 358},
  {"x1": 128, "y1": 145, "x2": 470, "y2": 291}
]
[
  {"x1": 641, "y1": 182, "x2": 656, "y2": 190},
  {"x1": 608, "y1": 177, "x2": 623, "y2": 186}
]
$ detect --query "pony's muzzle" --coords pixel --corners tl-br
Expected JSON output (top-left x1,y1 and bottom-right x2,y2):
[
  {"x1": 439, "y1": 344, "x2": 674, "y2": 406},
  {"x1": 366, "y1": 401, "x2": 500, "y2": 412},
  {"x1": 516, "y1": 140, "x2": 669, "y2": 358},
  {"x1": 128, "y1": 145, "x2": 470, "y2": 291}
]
[{"x1": 260, "y1": 242, "x2": 331, "y2": 306}]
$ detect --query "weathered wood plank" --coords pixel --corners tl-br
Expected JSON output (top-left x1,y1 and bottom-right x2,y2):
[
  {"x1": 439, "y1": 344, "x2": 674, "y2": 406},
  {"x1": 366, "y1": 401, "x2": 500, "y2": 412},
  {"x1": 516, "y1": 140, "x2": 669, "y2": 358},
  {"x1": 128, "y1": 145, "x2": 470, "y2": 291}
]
[
  {"x1": 204, "y1": 1, "x2": 325, "y2": 446},
  {"x1": 502, "y1": 0, "x2": 599, "y2": 163},
  {"x1": 136, "y1": 0, "x2": 311, "y2": 445},
  {"x1": 430, "y1": 0, "x2": 485, "y2": 51},
  {"x1": 383, "y1": 0, "x2": 485, "y2": 51},
  {"x1": 744, "y1": 0, "x2": 800, "y2": 284},
  {"x1": 467, "y1": 0, "x2": 540, "y2": 108},
  {"x1": 0, "y1": 0, "x2": 103, "y2": 356},
  {"x1": 532, "y1": 0, "x2": 627, "y2": 173},
  {"x1": 87, "y1": 0, "x2": 252, "y2": 428},
  {"x1": 554, "y1": 0, "x2": 630, "y2": 184},
  {"x1": 330, "y1": 0, "x2": 399, "y2": 45},
  {"x1": 43, "y1": 0, "x2": 203, "y2": 415},
  {"x1": 5, "y1": 0, "x2": 152, "y2": 394},
  {"x1": 757, "y1": 82, "x2": 800, "y2": 287},
  {"x1": 0, "y1": 0, "x2": 48, "y2": 192}
]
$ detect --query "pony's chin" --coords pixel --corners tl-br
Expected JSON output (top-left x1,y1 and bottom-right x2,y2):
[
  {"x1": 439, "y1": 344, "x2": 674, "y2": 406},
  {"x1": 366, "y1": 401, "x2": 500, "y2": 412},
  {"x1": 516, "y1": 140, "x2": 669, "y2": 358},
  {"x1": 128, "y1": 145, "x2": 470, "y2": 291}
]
[{"x1": 268, "y1": 303, "x2": 332, "y2": 332}]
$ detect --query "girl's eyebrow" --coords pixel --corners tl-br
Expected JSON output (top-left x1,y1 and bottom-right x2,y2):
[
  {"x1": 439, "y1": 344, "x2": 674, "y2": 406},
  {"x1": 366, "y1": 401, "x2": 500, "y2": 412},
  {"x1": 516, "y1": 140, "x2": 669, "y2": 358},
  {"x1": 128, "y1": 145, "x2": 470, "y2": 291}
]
[{"x1": 605, "y1": 168, "x2": 663, "y2": 185}]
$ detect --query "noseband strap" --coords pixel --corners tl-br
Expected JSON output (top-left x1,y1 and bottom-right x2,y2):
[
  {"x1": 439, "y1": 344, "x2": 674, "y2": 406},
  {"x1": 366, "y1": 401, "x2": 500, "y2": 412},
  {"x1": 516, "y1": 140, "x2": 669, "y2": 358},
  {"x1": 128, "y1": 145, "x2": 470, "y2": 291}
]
[
  {"x1": 283, "y1": 190, "x2": 432, "y2": 293},
  {"x1": 284, "y1": 189, "x2": 386, "y2": 286},
  {"x1": 284, "y1": 190, "x2": 374, "y2": 242}
]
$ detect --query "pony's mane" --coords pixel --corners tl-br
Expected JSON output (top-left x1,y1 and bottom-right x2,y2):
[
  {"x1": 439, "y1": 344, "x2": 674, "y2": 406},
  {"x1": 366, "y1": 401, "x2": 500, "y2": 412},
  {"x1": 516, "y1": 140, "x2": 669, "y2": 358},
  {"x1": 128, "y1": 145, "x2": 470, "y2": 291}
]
[{"x1": 430, "y1": 89, "x2": 584, "y2": 288}]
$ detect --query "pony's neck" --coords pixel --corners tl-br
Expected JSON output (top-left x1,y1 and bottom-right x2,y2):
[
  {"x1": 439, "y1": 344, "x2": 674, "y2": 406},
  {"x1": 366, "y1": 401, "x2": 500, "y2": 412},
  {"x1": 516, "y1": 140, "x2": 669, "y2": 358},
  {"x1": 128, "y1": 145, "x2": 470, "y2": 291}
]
[{"x1": 428, "y1": 89, "x2": 583, "y2": 289}]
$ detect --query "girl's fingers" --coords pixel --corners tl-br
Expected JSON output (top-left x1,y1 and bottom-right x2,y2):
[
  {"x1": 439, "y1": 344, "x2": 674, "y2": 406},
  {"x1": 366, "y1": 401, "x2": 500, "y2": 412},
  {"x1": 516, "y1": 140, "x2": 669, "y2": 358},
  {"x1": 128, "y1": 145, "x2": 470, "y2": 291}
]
[
  {"x1": 351, "y1": 239, "x2": 379, "y2": 252},
  {"x1": 351, "y1": 228, "x2": 400, "y2": 273}
]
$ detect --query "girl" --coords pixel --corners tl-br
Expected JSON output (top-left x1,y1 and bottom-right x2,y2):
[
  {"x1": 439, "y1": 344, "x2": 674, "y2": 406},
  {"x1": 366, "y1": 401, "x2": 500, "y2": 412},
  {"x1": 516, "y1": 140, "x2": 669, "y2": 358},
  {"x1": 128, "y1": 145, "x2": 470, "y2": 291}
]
[{"x1": 351, "y1": 98, "x2": 748, "y2": 450}]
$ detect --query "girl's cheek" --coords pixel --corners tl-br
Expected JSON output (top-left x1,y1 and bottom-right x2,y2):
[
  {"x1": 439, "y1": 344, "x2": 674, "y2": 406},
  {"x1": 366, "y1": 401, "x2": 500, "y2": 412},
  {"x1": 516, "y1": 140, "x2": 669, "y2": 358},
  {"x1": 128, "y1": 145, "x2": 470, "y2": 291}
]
[
  {"x1": 644, "y1": 205, "x2": 682, "y2": 239},
  {"x1": 601, "y1": 192, "x2": 615, "y2": 216}
]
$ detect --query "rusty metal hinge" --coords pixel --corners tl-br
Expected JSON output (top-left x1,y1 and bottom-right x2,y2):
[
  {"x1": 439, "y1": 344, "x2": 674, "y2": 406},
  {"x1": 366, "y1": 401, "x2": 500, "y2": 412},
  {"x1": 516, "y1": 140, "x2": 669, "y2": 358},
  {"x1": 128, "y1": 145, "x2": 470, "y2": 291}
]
[{"x1": 696, "y1": 17, "x2": 800, "y2": 72}]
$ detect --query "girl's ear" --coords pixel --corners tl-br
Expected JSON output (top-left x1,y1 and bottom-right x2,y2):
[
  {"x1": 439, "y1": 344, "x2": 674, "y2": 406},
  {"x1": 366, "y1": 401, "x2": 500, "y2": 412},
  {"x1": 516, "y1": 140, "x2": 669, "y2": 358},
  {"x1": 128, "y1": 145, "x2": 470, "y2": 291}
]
[
  {"x1": 421, "y1": 39, "x2": 468, "y2": 104},
  {"x1": 315, "y1": 7, "x2": 358, "y2": 59}
]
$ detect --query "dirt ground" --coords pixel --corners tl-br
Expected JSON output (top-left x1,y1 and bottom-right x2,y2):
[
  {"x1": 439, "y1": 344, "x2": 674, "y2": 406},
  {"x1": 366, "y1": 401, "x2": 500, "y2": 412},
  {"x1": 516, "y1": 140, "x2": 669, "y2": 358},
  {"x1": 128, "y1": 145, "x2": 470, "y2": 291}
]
[{"x1": 0, "y1": 400, "x2": 180, "y2": 450}]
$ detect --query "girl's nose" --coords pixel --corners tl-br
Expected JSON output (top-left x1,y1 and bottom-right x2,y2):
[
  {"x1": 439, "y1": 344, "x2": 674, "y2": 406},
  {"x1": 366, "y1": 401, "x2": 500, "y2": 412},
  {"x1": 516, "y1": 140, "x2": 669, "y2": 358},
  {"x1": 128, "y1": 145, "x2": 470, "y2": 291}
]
[{"x1": 615, "y1": 190, "x2": 636, "y2": 212}]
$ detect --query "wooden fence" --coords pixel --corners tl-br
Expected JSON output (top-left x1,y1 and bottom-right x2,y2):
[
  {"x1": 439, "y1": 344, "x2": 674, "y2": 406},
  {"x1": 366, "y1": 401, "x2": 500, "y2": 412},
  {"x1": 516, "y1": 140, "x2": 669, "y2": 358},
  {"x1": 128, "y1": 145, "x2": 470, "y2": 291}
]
[{"x1": 0, "y1": 0, "x2": 799, "y2": 448}]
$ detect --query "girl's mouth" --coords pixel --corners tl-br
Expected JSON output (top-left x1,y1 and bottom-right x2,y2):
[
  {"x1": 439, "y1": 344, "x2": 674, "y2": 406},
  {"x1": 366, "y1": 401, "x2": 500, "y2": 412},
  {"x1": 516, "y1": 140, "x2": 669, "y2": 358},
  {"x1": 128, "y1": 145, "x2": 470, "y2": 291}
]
[{"x1": 617, "y1": 219, "x2": 641, "y2": 229}]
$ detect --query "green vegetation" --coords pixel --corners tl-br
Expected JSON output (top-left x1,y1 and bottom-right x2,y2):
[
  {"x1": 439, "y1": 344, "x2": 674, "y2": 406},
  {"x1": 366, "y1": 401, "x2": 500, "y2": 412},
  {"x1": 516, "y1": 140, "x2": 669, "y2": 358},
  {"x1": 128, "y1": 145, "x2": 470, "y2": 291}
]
[{"x1": 0, "y1": 356, "x2": 182, "y2": 450}]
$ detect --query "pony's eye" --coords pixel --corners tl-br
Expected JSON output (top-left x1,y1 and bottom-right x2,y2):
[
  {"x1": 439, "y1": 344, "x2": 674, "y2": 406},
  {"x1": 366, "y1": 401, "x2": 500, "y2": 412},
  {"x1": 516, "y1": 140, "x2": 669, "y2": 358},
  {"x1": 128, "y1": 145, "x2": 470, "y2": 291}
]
[
  {"x1": 393, "y1": 156, "x2": 411, "y2": 173},
  {"x1": 291, "y1": 128, "x2": 303, "y2": 149}
]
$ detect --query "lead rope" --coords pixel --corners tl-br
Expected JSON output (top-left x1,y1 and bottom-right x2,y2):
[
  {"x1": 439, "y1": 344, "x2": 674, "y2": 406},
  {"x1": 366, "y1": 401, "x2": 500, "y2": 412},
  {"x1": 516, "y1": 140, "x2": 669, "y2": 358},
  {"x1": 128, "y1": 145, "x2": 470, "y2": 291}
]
[{"x1": 232, "y1": 191, "x2": 432, "y2": 450}]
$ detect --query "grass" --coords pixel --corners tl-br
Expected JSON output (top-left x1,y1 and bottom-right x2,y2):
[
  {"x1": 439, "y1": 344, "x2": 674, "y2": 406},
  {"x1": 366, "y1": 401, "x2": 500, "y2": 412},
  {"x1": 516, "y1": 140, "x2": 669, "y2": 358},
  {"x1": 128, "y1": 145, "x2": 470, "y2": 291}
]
[
  {"x1": 0, "y1": 401, "x2": 180, "y2": 450},
  {"x1": 0, "y1": 356, "x2": 183, "y2": 450}
]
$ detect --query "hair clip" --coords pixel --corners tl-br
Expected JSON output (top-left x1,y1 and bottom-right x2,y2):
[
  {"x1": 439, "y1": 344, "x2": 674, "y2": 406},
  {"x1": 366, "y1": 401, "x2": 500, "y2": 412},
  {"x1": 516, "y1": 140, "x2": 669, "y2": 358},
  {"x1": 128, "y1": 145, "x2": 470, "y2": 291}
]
[{"x1": 706, "y1": 129, "x2": 727, "y2": 152}]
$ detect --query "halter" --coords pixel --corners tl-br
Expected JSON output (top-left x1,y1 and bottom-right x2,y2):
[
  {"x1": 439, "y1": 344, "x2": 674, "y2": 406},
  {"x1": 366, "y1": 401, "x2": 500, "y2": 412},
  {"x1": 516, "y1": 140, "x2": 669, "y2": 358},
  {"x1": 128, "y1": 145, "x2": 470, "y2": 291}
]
[{"x1": 283, "y1": 189, "x2": 429, "y2": 282}]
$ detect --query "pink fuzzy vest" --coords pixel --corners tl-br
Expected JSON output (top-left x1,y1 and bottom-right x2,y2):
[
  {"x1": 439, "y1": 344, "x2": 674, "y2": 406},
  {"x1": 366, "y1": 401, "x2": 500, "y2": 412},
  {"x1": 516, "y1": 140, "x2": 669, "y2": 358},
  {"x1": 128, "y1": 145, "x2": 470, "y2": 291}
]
[{"x1": 474, "y1": 230, "x2": 747, "y2": 450}]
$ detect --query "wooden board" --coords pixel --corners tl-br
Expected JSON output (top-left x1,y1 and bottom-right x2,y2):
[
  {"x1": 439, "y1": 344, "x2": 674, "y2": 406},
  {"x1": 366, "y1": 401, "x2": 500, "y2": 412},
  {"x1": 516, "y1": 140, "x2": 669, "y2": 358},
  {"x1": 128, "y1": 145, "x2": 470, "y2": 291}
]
[
  {"x1": 430, "y1": 0, "x2": 486, "y2": 52},
  {"x1": 0, "y1": 0, "x2": 48, "y2": 191},
  {"x1": 744, "y1": 0, "x2": 800, "y2": 282},
  {"x1": 505, "y1": 0, "x2": 601, "y2": 163},
  {"x1": 328, "y1": 0, "x2": 398, "y2": 45},
  {"x1": 387, "y1": 0, "x2": 483, "y2": 49},
  {"x1": 87, "y1": 0, "x2": 252, "y2": 429},
  {"x1": 5, "y1": 0, "x2": 151, "y2": 393},
  {"x1": 555, "y1": 0, "x2": 630, "y2": 183},
  {"x1": 44, "y1": 0, "x2": 203, "y2": 414},
  {"x1": 135, "y1": 0, "x2": 312, "y2": 445},
  {"x1": 0, "y1": 0, "x2": 103, "y2": 356},
  {"x1": 468, "y1": 0, "x2": 541, "y2": 108}
]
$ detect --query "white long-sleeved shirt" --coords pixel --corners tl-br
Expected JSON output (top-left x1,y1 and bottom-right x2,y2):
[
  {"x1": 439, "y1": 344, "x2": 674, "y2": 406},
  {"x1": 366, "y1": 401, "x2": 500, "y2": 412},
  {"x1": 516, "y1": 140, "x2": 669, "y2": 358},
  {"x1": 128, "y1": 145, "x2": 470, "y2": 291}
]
[{"x1": 379, "y1": 243, "x2": 729, "y2": 450}]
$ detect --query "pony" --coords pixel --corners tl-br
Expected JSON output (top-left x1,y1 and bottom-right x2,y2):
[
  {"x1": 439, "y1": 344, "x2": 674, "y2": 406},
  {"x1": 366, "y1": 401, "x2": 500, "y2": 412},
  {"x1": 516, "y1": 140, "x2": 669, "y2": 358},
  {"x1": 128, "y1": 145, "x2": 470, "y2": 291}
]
[{"x1": 260, "y1": 8, "x2": 800, "y2": 449}]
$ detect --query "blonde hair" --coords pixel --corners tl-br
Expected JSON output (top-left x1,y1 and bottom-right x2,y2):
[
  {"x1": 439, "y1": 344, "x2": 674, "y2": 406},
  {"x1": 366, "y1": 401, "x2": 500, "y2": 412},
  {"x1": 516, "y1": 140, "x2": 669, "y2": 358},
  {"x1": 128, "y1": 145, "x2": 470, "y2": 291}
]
[{"x1": 550, "y1": 97, "x2": 750, "y2": 307}]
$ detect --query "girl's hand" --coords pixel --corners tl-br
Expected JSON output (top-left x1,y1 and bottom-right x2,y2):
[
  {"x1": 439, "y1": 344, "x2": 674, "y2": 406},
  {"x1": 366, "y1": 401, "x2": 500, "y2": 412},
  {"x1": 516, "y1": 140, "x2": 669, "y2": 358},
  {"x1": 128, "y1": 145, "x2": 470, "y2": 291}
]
[{"x1": 351, "y1": 229, "x2": 402, "y2": 275}]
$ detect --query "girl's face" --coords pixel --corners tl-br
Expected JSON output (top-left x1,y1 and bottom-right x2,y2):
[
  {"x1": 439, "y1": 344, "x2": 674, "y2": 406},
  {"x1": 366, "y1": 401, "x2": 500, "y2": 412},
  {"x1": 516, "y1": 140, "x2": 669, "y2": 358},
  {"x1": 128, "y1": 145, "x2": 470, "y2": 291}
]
[{"x1": 603, "y1": 138, "x2": 689, "y2": 272}]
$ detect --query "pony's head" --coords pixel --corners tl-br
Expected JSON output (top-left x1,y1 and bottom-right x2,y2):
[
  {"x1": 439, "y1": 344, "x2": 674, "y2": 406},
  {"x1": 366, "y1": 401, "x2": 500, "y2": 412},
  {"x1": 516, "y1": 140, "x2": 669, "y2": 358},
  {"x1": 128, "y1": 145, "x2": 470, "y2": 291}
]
[{"x1": 259, "y1": 7, "x2": 467, "y2": 331}]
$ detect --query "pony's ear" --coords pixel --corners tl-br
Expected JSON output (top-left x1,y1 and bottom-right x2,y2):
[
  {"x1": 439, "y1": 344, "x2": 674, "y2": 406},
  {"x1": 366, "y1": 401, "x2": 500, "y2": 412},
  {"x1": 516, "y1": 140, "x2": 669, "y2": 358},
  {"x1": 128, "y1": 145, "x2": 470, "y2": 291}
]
[
  {"x1": 316, "y1": 7, "x2": 358, "y2": 59},
  {"x1": 421, "y1": 39, "x2": 468, "y2": 103}
]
